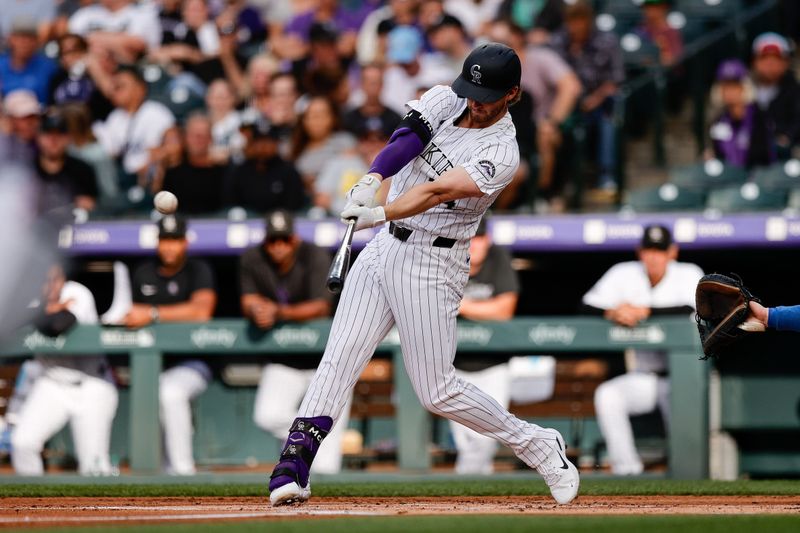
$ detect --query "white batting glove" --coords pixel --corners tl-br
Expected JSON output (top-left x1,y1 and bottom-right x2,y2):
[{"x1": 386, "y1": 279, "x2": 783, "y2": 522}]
[
  {"x1": 341, "y1": 205, "x2": 386, "y2": 231},
  {"x1": 344, "y1": 174, "x2": 382, "y2": 209}
]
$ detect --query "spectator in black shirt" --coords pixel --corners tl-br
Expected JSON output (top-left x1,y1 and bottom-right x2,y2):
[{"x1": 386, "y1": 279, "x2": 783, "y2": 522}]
[
  {"x1": 161, "y1": 113, "x2": 226, "y2": 215},
  {"x1": 35, "y1": 112, "x2": 98, "y2": 212},
  {"x1": 750, "y1": 32, "x2": 800, "y2": 159},
  {"x1": 225, "y1": 117, "x2": 307, "y2": 213},
  {"x1": 124, "y1": 215, "x2": 217, "y2": 475},
  {"x1": 551, "y1": 1, "x2": 624, "y2": 191},
  {"x1": 342, "y1": 63, "x2": 402, "y2": 140}
]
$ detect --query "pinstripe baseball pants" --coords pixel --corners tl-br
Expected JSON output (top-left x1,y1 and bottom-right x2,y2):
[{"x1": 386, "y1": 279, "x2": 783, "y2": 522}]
[{"x1": 298, "y1": 228, "x2": 558, "y2": 467}]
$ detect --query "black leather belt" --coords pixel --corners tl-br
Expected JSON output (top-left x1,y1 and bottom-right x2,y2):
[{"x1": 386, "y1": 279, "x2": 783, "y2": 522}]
[{"x1": 389, "y1": 222, "x2": 456, "y2": 248}]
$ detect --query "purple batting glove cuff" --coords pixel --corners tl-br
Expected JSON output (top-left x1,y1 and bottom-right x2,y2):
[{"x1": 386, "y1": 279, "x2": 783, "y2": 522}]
[{"x1": 368, "y1": 127, "x2": 425, "y2": 178}]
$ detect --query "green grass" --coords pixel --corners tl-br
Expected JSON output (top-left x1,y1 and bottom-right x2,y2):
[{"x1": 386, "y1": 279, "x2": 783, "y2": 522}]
[
  {"x1": 9, "y1": 515, "x2": 800, "y2": 533},
  {"x1": 2, "y1": 479, "x2": 800, "y2": 498}
]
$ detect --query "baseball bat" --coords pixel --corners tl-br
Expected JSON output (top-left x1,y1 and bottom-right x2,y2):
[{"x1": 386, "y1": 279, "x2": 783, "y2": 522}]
[{"x1": 326, "y1": 219, "x2": 356, "y2": 294}]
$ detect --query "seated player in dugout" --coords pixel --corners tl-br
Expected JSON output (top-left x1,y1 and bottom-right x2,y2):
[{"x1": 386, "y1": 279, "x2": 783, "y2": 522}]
[
  {"x1": 240, "y1": 210, "x2": 350, "y2": 475},
  {"x1": 581, "y1": 224, "x2": 703, "y2": 475},
  {"x1": 450, "y1": 216, "x2": 520, "y2": 474},
  {"x1": 12, "y1": 262, "x2": 118, "y2": 476},
  {"x1": 124, "y1": 215, "x2": 217, "y2": 475}
]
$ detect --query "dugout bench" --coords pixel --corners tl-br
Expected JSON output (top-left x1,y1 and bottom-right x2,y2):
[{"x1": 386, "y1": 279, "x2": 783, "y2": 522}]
[{"x1": 0, "y1": 317, "x2": 707, "y2": 478}]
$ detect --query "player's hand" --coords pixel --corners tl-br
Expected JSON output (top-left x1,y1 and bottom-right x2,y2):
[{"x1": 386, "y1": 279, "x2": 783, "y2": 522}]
[
  {"x1": 740, "y1": 300, "x2": 768, "y2": 332},
  {"x1": 124, "y1": 304, "x2": 153, "y2": 328},
  {"x1": 341, "y1": 205, "x2": 386, "y2": 231},
  {"x1": 345, "y1": 174, "x2": 382, "y2": 210},
  {"x1": 251, "y1": 300, "x2": 278, "y2": 330}
]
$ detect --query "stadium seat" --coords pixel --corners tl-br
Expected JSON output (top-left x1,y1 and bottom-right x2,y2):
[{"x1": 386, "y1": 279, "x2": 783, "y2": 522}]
[
  {"x1": 706, "y1": 183, "x2": 787, "y2": 212},
  {"x1": 625, "y1": 183, "x2": 706, "y2": 211},
  {"x1": 676, "y1": 0, "x2": 741, "y2": 20},
  {"x1": 141, "y1": 64, "x2": 172, "y2": 99},
  {"x1": 620, "y1": 32, "x2": 661, "y2": 69},
  {"x1": 751, "y1": 160, "x2": 800, "y2": 189},
  {"x1": 786, "y1": 188, "x2": 800, "y2": 210},
  {"x1": 668, "y1": 160, "x2": 748, "y2": 191}
]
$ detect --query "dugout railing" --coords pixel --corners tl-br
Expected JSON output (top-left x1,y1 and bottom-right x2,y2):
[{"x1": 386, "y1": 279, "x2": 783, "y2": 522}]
[{"x1": 0, "y1": 317, "x2": 707, "y2": 479}]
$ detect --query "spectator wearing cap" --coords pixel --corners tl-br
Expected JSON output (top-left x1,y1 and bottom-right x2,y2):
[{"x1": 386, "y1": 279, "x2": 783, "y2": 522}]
[
  {"x1": 159, "y1": 113, "x2": 226, "y2": 215},
  {"x1": 343, "y1": 63, "x2": 401, "y2": 140},
  {"x1": 240, "y1": 210, "x2": 349, "y2": 475},
  {"x1": 426, "y1": 13, "x2": 471, "y2": 82},
  {"x1": 381, "y1": 25, "x2": 450, "y2": 115},
  {"x1": 550, "y1": 0, "x2": 624, "y2": 192},
  {"x1": 750, "y1": 32, "x2": 800, "y2": 158},
  {"x1": 0, "y1": 17, "x2": 57, "y2": 103},
  {"x1": 68, "y1": 0, "x2": 161, "y2": 63},
  {"x1": 92, "y1": 66, "x2": 176, "y2": 181},
  {"x1": 47, "y1": 33, "x2": 116, "y2": 122},
  {"x1": 290, "y1": 22, "x2": 351, "y2": 99},
  {"x1": 635, "y1": 0, "x2": 682, "y2": 67},
  {"x1": 582, "y1": 224, "x2": 703, "y2": 475},
  {"x1": 289, "y1": 95, "x2": 356, "y2": 193},
  {"x1": 35, "y1": 111, "x2": 98, "y2": 213},
  {"x1": 488, "y1": 18, "x2": 581, "y2": 212},
  {"x1": 0, "y1": 1, "x2": 56, "y2": 42},
  {"x1": 3, "y1": 89, "x2": 41, "y2": 149},
  {"x1": 225, "y1": 116, "x2": 306, "y2": 213},
  {"x1": 706, "y1": 58, "x2": 774, "y2": 169},
  {"x1": 124, "y1": 214, "x2": 218, "y2": 475}
]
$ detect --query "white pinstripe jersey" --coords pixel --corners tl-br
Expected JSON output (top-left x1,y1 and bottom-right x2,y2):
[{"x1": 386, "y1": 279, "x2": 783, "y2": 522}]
[{"x1": 386, "y1": 85, "x2": 520, "y2": 241}]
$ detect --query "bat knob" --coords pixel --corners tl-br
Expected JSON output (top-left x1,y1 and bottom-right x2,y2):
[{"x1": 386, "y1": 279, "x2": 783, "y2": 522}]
[{"x1": 327, "y1": 278, "x2": 343, "y2": 294}]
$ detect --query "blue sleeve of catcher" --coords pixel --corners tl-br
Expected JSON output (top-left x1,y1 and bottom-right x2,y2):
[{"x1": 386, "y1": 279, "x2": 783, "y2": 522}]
[{"x1": 767, "y1": 305, "x2": 800, "y2": 332}]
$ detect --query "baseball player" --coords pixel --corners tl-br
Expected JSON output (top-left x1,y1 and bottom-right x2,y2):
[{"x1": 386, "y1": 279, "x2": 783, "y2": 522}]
[
  {"x1": 268, "y1": 43, "x2": 580, "y2": 506},
  {"x1": 582, "y1": 224, "x2": 703, "y2": 475},
  {"x1": 12, "y1": 263, "x2": 118, "y2": 476}
]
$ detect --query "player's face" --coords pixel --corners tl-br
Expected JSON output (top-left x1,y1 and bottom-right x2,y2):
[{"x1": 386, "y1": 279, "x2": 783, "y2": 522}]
[
  {"x1": 466, "y1": 96, "x2": 508, "y2": 127},
  {"x1": 468, "y1": 235, "x2": 491, "y2": 268},
  {"x1": 264, "y1": 235, "x2": 298, "y2": 265},
  {"x1": 43, "y1": 265, "x2": 66, "y2": 303},
  {"x1": 638, "y1": 246, "x2": 676, "y2": 282},
  {"x1": 158, "y1": 238, "x2": 188, "y2": 268}
]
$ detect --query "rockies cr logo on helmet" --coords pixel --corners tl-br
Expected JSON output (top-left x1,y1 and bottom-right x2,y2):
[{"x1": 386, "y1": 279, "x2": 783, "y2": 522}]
[
  {"x1": 470, "y1": 65, "x2": 482, "y2": 85},
  {"x1": 452, "y1": 43, "x2": 521, "y2": 103}
]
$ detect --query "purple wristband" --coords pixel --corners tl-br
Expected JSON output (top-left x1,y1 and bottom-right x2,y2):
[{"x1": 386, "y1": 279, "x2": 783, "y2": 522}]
[{"x1": 368, "y1": 127, "x2": 425, "y2": 177}]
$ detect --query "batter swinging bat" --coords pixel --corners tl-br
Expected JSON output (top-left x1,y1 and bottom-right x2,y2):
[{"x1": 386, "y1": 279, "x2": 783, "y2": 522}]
[{"x1": 326, "y1": 219, "x2": 356, "y2": 294}]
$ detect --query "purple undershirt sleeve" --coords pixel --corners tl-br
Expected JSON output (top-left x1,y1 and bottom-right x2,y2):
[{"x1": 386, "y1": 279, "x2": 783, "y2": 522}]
[
  {"x1": 767, "y1": 305, "x2": 800, "y2": 332},
  {"x1": 368, "y1": 127, "x2": 425, "y2": 178}
]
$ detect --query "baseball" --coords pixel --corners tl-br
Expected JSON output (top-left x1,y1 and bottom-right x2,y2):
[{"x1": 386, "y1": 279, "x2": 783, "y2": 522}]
[{"x1": 154, "y1": 191, "x2": 178, "y2": 214}]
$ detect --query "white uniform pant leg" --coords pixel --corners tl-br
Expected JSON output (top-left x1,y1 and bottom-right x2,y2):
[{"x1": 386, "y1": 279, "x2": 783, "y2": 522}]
[
  {"x1": 383, "y1": 238, "x2": 560, "y2": 468},
  {"x1": 450, "y1": 363, "x2": 511, "y2": 474},
  {"x1": 593, "y1": 372, "x2": 659, "y2": 475},
  {"x1": 11, "y1": 376, "x2": 71, "y2": 475},
  {"x1": 160, "y1": 363, "x2": 210, "y2": 475},
  {"x1": 297, "y1": 238, "x2": 395, "y2": 424},
  {"x1": 253, "y1": 364, "x2": 312, "y2": 437},
  {"x1": 70, "y1": 376, "x2": 118, "y2": 476}
]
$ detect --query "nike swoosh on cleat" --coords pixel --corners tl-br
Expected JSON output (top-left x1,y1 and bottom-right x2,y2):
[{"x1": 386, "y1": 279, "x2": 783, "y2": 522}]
[{"x1": 555, "y1": 450, "x2": 569, "y2": 470}]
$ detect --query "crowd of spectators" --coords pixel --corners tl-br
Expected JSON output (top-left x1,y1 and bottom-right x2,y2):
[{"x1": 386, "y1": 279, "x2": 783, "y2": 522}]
[{"x1": 2, "y1": 1, "x2": 798, "y2": 216}]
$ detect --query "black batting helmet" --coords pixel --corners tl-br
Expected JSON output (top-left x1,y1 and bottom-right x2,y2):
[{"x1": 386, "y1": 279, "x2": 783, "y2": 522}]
[{"x1": 451, "y1": 42, "x2": 521, "y2": 103}]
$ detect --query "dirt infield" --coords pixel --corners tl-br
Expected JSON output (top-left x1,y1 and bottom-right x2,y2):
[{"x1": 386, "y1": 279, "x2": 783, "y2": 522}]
[{"x1": 1, "y1": 495, "x2": 799, "y2": 527}]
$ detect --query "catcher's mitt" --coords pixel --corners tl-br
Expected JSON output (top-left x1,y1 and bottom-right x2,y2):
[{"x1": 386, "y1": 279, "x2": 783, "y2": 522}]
[{"x1": 695, "y1": 273, "x2": 762, "y2": 359}]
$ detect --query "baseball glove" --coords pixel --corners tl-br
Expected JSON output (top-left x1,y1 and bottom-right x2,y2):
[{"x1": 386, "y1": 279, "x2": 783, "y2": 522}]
[{"x1": 695, "y1": 273, "x2": 763, "y2": 359}]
